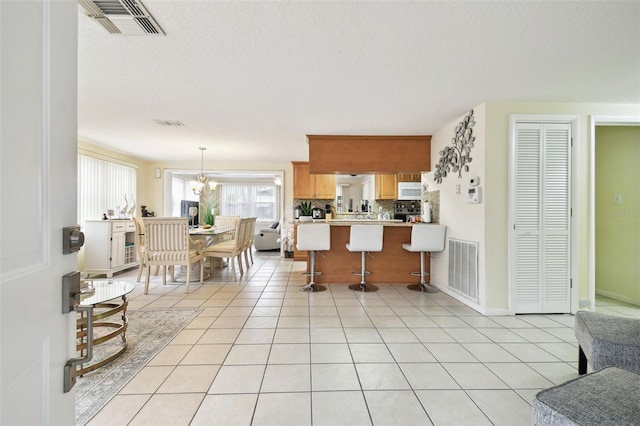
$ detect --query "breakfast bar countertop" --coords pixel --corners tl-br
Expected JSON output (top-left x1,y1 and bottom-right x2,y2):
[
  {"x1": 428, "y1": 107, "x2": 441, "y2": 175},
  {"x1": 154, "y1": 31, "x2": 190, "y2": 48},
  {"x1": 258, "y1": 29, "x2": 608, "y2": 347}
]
[
  {"x1": 296, "y1": 219, "x2": 412, "y2": 226},
  {"x1": 295, "y1": 219, "x2": 431, "y2": 284}
]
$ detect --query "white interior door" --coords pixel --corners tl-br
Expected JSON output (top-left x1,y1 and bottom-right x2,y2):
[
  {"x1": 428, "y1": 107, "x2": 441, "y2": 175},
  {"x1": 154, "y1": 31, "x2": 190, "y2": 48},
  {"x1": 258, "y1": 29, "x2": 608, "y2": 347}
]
[
  {"x1": 511, "y1": 122, "x2": 572, "y2": 313},
  {"x1": 1, "y1": 1, "x2": 78, "y2": 424}
]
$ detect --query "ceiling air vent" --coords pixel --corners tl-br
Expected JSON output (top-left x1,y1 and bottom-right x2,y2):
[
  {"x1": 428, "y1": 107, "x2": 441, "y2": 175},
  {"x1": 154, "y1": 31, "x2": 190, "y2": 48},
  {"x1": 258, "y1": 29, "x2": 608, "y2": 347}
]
[
  {"x1": 78, "y1": 0, "x2": 165, "y2": 35},
  {"x1": 153, "y1": 119, "x2": 185, "y2": 127}
]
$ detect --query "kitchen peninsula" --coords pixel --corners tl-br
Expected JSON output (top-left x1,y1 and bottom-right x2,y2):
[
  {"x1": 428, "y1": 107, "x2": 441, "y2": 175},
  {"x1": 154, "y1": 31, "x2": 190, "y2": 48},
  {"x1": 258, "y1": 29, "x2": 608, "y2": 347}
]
[
  {"x1": 292, "y1": 134, "x2": 433, "y2": 285},
  {"x1": 299, "y1": 220, "x2": 426, "y2": 285}
]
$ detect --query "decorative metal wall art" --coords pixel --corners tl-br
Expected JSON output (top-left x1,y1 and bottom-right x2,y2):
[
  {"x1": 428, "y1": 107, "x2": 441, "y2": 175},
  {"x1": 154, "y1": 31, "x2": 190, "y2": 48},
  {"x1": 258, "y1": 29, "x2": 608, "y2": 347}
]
[{"x1": 434, "y1": 110, "x2": 476, "y2": 184}]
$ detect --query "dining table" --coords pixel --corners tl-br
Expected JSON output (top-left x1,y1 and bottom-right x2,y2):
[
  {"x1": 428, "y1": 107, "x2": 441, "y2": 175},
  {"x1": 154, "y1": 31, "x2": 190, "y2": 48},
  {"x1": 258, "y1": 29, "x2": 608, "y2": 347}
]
[
  {"x1": 189, "y1": 224, "x2": 236, "y2": 247},
  {"x1": 188, "y1": 225, "x2": 237, "y2": 274}
]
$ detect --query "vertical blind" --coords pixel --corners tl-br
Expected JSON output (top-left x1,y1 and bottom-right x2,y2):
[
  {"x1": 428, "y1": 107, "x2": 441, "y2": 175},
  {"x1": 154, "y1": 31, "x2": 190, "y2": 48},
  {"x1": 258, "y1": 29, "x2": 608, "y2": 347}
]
[
  {"x1": 219, "y1": 183, "x2": 277, "y2": 222},
  {"x1": 78, "y1": 154, "x2": 137, "y2": 227}
]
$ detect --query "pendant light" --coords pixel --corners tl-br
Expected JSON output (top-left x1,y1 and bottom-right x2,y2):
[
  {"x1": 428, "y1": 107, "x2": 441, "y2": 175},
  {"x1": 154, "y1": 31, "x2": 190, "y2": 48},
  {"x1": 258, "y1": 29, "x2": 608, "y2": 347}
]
[{"x1": 191, "y1": 147, "x2": 209, "y2": 195}]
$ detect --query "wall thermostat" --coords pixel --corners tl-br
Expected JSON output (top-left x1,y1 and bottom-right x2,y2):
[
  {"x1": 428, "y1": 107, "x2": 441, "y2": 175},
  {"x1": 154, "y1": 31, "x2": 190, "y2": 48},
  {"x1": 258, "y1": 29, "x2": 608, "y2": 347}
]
[{"x1": 468, "y1": 187, "x2": 482, "y2": 204}]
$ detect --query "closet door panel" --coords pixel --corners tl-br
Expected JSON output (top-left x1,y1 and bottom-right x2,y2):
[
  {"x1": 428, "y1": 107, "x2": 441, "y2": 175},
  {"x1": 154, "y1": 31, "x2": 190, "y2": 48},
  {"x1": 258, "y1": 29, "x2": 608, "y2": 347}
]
[
  {"x1": 541, "y1": 124, "x2": 571, "y2": 311},
  {"x1": 512, "y1": 121, "x2": 571, "y2": 313}
]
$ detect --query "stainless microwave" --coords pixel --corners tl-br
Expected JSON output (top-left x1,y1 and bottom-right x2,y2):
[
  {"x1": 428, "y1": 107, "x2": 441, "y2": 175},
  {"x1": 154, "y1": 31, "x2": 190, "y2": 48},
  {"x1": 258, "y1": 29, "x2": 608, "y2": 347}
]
[{"x1": 397, "y1": 182, "x2": 422, "y2": 200}]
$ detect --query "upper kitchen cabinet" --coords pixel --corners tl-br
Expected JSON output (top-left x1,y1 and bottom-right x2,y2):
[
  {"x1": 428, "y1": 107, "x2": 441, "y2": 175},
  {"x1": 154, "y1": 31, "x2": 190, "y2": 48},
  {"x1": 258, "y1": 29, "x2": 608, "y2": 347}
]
[
  {"x1": 397, "y1": 173, "x2": 421, "y2": 182},
  {"x1": 307, "y1": 135, "x2": 430, "y2": 174},
  {"x1": 292, "y1": 161, "x2": 336, "y2": 199},
  {"x1": 375, "y1": 174, "x2": 397, "y2": 200},
  {"x1": 314, "y1": 173, "x2": 336, "y2": 199}
]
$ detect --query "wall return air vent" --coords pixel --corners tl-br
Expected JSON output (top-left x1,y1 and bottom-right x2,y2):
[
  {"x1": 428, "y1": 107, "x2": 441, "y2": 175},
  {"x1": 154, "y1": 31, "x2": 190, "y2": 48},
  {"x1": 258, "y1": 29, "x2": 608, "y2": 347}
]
[{"x1": 78, "y1": 0, "x2": 165, "y2": 35}]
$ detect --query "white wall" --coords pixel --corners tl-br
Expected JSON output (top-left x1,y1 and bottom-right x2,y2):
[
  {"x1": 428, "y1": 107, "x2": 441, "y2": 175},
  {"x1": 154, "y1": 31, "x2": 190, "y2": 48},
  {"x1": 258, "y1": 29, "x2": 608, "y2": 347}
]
[
  {"x1": 485, "y1": 102, "x2": 640, "y2": 313},
  {"x1": 431, "y1": 101, "x2": 640, "y2": 314},
  {"x1": 428, "y1": 104, "x2": 487, "y2": 312}
]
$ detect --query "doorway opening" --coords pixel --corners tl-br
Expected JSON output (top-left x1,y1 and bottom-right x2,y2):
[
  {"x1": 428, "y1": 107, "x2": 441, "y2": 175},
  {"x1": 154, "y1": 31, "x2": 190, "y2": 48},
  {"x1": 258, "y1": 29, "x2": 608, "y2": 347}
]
[
  {"x1": 591, "y1": 118, "x2": 640, "y2": 310},
  {"x1": 163, "y1": 169, "x2": 285, "y2": 254}
]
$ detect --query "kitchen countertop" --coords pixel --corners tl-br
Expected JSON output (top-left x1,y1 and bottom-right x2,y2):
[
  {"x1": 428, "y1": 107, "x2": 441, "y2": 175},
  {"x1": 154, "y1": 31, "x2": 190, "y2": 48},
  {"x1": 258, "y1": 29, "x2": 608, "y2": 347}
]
[
  {"x1": 295, "y1": 218, "x2": 410, "y2": 226},
  {"x1": 296, "y1": 221, "x2": 428, "y2": 284},
  {"x1": 326, "y1": 219, "x2": 410, "y2": 226}
]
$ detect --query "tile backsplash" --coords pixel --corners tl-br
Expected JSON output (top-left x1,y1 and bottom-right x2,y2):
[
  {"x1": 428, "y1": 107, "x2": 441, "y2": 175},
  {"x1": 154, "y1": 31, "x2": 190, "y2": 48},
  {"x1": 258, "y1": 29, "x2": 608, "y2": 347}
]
[{"x1": 423, "y1": 189, "x2": 440, "y2": 224}]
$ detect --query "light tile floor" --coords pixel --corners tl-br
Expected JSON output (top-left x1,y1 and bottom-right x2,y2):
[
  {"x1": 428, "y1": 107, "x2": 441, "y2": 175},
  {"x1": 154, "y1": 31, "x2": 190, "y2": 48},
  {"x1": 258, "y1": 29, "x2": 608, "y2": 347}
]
[{"x1": 85, "y1": 252, "x2": 640, "y2": 426}]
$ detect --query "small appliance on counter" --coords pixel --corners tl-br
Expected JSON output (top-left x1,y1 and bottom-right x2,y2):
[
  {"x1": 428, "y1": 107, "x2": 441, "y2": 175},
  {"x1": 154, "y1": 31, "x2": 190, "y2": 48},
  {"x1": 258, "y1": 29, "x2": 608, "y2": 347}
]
[
  {"x1": 325, "y1": 204, "x2": 333, "y2": 219},
  {"x1": 394, "y1": 200, "x2": 420, "y2": 222},
  {"x1": 294, "y1": 205, "x2": 302, "y2": 220},
  {"x1": 312, "y1": 207, "x2": 325, "y2": 219},
  {"x1": 397, "y1": 182, "x2": 422, "y2": 200}
]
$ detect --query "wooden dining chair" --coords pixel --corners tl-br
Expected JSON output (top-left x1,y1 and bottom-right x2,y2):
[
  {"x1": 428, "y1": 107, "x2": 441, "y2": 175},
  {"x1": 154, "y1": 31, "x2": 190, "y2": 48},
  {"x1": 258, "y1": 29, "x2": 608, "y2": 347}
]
[
  {"x1": 142, "y1": 217, "x2": 204, "y2": 294},
  {"x1": 242, "y1": 217, "x2": 257, "y2": 269},
  {"x1": 203, "y1": 217, "x2": 248, "y2": 281},
  {"x1": 213, "y1": 215, "x2": 240, "y2": 241},
  {"x1": 133, "y1": 217, "x2": 161, "y2": 282}
]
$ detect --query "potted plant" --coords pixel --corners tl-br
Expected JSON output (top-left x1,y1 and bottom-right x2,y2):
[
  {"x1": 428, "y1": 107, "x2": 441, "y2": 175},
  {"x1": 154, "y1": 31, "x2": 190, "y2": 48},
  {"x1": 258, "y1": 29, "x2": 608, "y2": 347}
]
[
  {"x1": 299, "y1": 200, "x2": 313, "y2": 222},
  {"x1": 200, "y1": 194, "x2": 218, "y2": 227},
  {"x1": 283, "y1": 224, "x2": 294, "y2": 258}
]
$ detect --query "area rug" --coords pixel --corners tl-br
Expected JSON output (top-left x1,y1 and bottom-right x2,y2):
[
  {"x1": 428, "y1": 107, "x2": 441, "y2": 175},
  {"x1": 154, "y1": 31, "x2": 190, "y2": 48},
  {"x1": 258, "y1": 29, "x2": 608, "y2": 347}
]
[{"x1": 75, "y1": 308, "x2": 200, "y2": 425}]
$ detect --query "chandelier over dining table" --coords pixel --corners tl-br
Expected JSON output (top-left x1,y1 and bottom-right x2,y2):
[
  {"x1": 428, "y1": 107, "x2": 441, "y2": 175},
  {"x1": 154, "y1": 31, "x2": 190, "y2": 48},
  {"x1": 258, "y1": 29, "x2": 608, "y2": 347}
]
[{"x1": 191, "y1": 146, "x2": 215, "y2": 195}]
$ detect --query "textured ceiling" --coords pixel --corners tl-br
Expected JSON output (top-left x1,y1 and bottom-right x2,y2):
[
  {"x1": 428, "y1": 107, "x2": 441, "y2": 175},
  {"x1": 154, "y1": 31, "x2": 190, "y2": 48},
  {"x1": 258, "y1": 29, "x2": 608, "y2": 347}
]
[{"x1": 77, "y1": 1, "x2": 640, "y2": 163}]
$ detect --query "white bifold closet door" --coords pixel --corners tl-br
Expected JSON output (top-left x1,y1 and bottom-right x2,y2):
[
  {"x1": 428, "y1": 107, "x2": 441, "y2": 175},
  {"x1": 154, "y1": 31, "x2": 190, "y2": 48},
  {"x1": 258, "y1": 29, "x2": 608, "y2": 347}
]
[{"x1": 512, "y1": 122, "x2": 571, "y2": 313}]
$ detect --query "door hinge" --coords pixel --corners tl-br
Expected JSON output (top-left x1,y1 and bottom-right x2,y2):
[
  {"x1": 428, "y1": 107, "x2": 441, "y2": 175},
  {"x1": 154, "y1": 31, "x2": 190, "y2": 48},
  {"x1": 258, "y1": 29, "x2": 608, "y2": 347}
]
[
  {"x1": 570, "y1": 279, "x2": 573, "y2": 288},
  {"x1": 570, "y1": 208, "x2": 573, "y2": 217},
  {"x1": 571, "y1": 137, "x2": 573, "y2": 147}
]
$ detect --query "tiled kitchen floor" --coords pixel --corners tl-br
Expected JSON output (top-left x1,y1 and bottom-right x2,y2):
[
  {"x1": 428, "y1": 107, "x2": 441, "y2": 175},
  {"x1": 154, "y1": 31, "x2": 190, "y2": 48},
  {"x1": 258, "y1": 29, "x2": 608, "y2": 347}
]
[{"x1": 85, "y1": 252, "x2": 639, "y2": 426}]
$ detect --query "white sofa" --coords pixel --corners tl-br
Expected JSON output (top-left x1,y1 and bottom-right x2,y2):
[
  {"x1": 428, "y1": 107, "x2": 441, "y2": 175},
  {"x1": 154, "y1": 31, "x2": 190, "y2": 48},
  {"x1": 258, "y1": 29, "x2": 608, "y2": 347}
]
[{"x1": 254, "y1": 222, "x2": 280, "y2": 251}]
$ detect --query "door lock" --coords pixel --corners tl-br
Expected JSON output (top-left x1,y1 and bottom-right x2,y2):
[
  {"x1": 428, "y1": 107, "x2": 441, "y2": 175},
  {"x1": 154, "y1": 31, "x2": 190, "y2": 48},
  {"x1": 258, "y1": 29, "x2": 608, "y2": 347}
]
[
  {"x1": 62, "y1": 271, "x2": 94, "y2": 392},
  {"x1": 63, "y1": 225, "x2": 84, "y2": 254}
]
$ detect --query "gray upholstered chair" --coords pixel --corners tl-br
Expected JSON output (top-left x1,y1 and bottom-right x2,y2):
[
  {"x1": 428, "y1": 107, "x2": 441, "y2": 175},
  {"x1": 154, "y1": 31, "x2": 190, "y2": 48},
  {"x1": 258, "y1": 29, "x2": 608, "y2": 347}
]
[
  {"x1": 531, "y1": 311, "x2": 640, "y2": 425},
  {"x1": 532, "y1": 367, "x2": 640, "y2": 426},
  {"x1": 574, "y1": 310, "x2": 640, "y2": 375}
]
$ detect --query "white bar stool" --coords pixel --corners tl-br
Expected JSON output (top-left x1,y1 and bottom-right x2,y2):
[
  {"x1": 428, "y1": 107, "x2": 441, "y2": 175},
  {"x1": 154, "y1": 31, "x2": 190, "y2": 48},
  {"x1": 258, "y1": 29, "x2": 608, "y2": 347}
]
[
  {"x1": 296, "y1": 223, "x2": 330, "y2": 292},
  {"x1": 346, "y1": 224, "x2": 383, "y2": 292},
  {"x1": 402, "y1": 224, "x2": 446, "y2": 292}
]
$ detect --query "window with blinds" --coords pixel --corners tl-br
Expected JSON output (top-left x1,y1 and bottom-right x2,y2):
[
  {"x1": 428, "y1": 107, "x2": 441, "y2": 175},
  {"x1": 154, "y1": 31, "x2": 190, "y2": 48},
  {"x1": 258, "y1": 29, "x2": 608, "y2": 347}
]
[
  {"x1": 218, "y1": 183, "x2": 277, "y2": 222},
  {"x1": 78, "y1": 154, "x2": 137, "y2": 227}
]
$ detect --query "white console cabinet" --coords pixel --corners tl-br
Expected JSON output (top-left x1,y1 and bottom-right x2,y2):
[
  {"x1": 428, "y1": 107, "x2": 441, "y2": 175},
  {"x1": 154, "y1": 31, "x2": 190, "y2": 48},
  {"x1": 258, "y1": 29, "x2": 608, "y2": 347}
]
[{"x1": 83, "y1": 220, "x2": 138, "y2": 277}]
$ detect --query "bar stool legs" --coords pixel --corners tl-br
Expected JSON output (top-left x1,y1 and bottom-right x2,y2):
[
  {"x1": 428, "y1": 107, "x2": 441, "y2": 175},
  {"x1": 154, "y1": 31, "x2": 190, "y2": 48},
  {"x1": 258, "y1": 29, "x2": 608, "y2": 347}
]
[
  {"x1": 348, "y1": 251, "x2": 378, "y2": 292},
  {"x1": 346, "y1": 225, "x2": 383, "y2": 293},
  {"x1": 300, "y1": 250, "x2": 327, "y2": 292},
  {"x1": 296, "y1": 223, "x2": 330, "y2": 292},
  {"x1": 407, "y1": 251, "x2": 439, "y2": 293},
  {"x1": 402, "y1": 224, "x2": 447, "y2": 293}
]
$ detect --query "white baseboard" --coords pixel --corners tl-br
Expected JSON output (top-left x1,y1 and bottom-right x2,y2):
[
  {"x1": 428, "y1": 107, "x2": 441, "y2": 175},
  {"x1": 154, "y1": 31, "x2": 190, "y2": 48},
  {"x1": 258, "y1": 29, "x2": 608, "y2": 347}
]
[
  {"x1": 595, "y1": 288, "x2": 640, "y2": 306},
  {"x1": 431, "y1": 283, "x2": 511, "y2": 316}
]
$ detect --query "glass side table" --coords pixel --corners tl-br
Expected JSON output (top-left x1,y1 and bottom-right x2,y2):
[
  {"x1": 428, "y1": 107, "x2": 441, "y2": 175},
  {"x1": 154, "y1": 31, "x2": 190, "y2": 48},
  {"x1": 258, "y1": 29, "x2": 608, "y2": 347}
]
[{"x1": 75, "y1": 280, "x2": 135, "y2": 376}]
